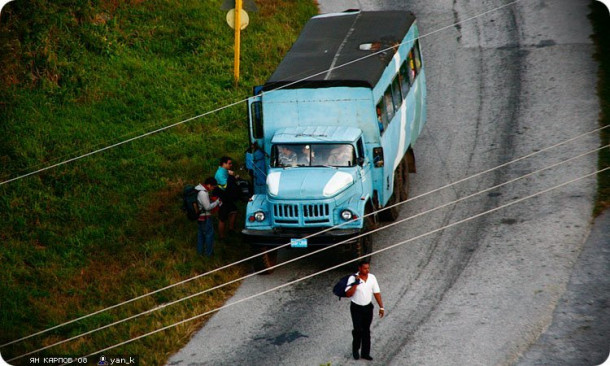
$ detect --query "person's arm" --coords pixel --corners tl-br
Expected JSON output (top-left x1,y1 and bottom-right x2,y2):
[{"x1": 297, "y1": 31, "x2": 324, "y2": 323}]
[
  {"x1": 208, "y1": 196, "x2": 221, "y2": 210},
  {"x1": 372, "y1": 276, "x2": 384, "y2": 317},
  {"x1": 374, "y1": 292, "x2": 384, "y2": 318},
  {"x1": 199, "y1": 191, "x2": 219, "y2": 212},
  {"x1": 345, "y1": 275, "x2": 360, "y2": 297}
]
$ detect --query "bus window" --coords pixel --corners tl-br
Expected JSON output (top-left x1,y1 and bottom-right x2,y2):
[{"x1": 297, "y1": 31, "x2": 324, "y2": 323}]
[
  {"x1": 376, "y1": 100, "x2": 389, "y2": 133},
  {"x1": 399, "y1": 62, "x2": 410, "y2": 96},
  {"x1": 251, "y1": 101, "x2": 263, "y2": 139},
  {"x1": 413, "y1": 41, "x2": 422, "y2": 74},
  {"x1": 391, "y1": 76, "x2": 402, "y2": 112},
  {"x1": 408, "y1": 50, "x2": 417, "y2": 83},
  {"x1": 383, "y1": 88, "x2": 394, "y2": 121}
]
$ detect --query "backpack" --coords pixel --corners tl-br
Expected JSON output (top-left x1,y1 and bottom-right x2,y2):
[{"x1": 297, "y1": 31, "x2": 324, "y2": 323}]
[
  {"x1": 182, "y1": 185, "x2": 201, "y2": 221},
  {"x1": 332, "y1": 273, "x2": 358, "y2": 299}
]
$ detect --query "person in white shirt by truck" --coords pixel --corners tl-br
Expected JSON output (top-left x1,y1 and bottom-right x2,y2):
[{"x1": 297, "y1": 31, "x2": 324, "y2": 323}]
[{"x1": 345, "y1": 261, "x2": 385, "y2": 361}]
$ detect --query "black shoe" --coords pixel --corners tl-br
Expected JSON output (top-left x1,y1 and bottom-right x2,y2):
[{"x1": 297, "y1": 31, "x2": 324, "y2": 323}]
[
  {"x1": 353, "y1": 351, "x2": 360, "y2": 360},
  {"x1": 361, "y1": 355, "x2": 373, "y2": 361}
]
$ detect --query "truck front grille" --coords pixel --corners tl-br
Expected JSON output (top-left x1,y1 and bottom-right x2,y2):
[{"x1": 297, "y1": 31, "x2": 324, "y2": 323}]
[
  {"x1": 273, "y1": 203, "x2": 299, "y2": 224},
  {"x1": 303, "y1": 203, "x2": 329, "y2": 218},
  {"x1": 272, "y1": 203, "x2": 331, "y2": 225}
]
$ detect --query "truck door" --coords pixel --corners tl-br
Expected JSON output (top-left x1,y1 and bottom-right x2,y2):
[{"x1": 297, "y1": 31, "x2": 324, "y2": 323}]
[
  {"x1": 248, "y1": 90, "x2": 264, "y2": 148},
  {"x1": 356, "y1": 138, "x2": 372, "y2": 196},
  {"x1": 248, "y1": 89, "x2": 267, "y2": 194}
]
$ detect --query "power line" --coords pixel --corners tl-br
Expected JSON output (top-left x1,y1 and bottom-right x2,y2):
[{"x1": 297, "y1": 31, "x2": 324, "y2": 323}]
[
  {"x1": 2, "y1": 124, "x2": 605, "y2": 350},
  {"x1": 6, "y1": 0, "x2": 602, "y2": 361},
  {"x1": 8, "y1": 143, "x2": 608, "y2": 362},
  {"x1": 0, "y1": 0, "x2": 541, "y2": 346},
  {"x1": 3, "y1": 110, "x2": 200, "y2": 179},
  {"x1": 0, "y1": 100, "x2": 244, "y2": 187},
  {"x1": 68, "y1": 166, "x2": 609, "y2": 365},
  {"x1": 0, "y1": 0, "x2": 525, "y2": 187},
  {"x1": 1, "y1": 0, "x2": 596, "y2": 352}
]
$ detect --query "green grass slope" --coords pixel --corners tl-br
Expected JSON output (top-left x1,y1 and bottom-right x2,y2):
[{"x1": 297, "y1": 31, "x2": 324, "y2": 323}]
[{"x1": 0, "y1": 0, "x2": 317, "y2": 364}]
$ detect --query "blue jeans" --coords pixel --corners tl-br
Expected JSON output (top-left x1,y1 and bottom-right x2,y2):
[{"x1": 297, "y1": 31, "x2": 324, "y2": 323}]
[{"x1": 197, "y1": 218, "x2": 214, "y2": 256}]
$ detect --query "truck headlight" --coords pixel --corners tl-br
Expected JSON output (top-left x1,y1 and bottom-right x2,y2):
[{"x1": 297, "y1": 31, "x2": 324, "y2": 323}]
[
  {"x1": 254, "y1": 211, "x2": 266, "y2": 222},
  {"x1": 340, "y1": 210, "x2": 354, "y2": 221}
]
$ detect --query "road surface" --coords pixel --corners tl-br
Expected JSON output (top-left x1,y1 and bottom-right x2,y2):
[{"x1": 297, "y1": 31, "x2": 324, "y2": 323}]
[{"x1": 168, "y1": 0, "x2": 602, "y2": 365}]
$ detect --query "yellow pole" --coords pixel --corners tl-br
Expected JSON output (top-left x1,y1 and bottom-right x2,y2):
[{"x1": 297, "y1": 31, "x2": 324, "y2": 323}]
[{"x1": 234, "y1": 0, "x2": 242, "y2": 85}]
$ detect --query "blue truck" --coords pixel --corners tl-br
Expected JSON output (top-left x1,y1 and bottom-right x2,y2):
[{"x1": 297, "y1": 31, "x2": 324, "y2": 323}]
[{"x1": 243, "y1": 10, "x2": 427, "y2": 272}]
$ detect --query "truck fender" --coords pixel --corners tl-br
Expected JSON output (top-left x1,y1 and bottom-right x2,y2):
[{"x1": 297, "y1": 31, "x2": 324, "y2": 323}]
[{"x1": 357, "y1": 196, "x2": 378, "y2": 229}]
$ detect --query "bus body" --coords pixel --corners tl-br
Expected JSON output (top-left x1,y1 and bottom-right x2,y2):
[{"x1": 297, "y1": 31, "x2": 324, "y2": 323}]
[{"x1": 243, "y1": 10, "x2": 426, "y2": 270}]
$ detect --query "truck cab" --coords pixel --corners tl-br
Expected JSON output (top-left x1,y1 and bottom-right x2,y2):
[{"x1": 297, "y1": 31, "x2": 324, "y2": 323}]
[{"x1": 245, "y1": 126, "x2": 371, "y2": 235}]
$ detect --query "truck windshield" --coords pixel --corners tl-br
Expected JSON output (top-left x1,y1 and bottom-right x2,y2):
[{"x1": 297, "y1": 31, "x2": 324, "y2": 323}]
[{"x1": 272, "y1": 143, "x2": 356, "y2": 168}]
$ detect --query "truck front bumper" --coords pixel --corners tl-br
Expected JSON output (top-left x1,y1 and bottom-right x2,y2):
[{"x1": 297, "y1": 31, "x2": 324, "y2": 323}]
[{"x1": 242, "y1": 228, "x2": 361, "y2": 247}]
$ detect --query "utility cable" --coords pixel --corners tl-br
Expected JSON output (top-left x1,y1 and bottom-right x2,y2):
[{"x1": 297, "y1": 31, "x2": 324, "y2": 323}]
[
  {"x1": 8, "y1": 143, "x2": 608, "y2": 362},
  {"x1": 67, "y1": 166, "x2": 609, "y2": 365},
  {"x1": 2, "y1": 124, "x2": 605, "y2": 349},
  {"x1": 0, "y1": 99, "x2": 245, "y2": 187},
  {"x1": 7, "y1": 1, "x2": 605, "y2": 360},
  {"x1": 0, "y1": 0, "x2": 591, "y2": 349},
  {"x1": 3, "y1": 109, "x2": 200, "y2": 179},
  {"x1": 0, "y1": 0, "x2": 525, "y2": 187}
]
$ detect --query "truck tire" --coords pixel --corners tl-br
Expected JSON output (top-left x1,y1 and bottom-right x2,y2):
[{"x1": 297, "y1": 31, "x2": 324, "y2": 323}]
[
  {"x1": 348, "y1": 206, "x2": 374, "y2": 266},
  {"x1": 252, "y1": 245, "x2": 278, "y2": 275},
  {"x1": 400, "y1": 154, "x2": 410, "y2": 201}
]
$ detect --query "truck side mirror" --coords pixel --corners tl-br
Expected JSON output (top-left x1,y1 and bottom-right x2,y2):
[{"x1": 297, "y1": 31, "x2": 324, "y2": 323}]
[
  {"x1": 357, "y1": 156, "x2": 365, "y2": 166},
  {"x1": 373, "y1": 147, "x2": 384, "y2": 167}
]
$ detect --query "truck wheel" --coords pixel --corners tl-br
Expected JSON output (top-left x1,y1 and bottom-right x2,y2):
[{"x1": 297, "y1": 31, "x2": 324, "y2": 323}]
[
  {"x1": 252, "y1": 245, "x2": 278, "y2": 275},
  {"x1": 348, "y1": 206, "x2": 374, "y2": 266},
  {"x1": 400, "y1": 155, "x2": 410, "y2": 201},
  {"x1": 379, "y1": 167, "x2": 401, "y2": 222}
]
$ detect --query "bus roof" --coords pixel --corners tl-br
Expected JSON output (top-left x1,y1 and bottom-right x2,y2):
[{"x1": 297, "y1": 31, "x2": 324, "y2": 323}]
[{"x1": 263, "y1": 10, "x2": 416, "y2": 91}]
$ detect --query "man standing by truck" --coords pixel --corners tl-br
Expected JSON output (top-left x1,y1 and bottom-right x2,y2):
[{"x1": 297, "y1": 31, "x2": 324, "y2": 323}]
[
  {"x1": 195, "y1": 178, "x2": 221, "y2": 256},
  {"x1": 345, "y1": 261, "x2": 385, "y2": 360},
  {"x1": 214, "y1": 156, "x2": 239, "y2": 240}
]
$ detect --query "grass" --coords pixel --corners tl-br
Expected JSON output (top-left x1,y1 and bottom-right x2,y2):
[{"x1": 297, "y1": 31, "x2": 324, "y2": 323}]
[
  {"x1": 0, "y1": 0, "x2": 318, "y2": 364},
  {"x1": 590, "y1": 1, "x2": 610, "y2": 215}
]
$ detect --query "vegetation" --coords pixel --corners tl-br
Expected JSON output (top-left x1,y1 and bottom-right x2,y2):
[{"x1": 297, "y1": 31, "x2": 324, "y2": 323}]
[
  {"x1": 0, "y1": 0, "x2": 317, "y2": 364},
  {"x1": 590, "y1": 1, "x2": 610, "y2": 215}
]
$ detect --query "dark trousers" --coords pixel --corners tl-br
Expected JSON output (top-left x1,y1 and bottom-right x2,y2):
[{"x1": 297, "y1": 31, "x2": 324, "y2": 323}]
[
  {"x1": 350, "y1": 302, "x2": 374, "y2": 357},
  {"x1": 197, "y1": 218, "x2": 214, "y2": 256}
]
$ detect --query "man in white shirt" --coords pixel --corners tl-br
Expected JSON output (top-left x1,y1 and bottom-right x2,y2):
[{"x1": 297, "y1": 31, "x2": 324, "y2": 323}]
[{"x1": 345, "y1": 261, "x2": 385, "y2": 361}]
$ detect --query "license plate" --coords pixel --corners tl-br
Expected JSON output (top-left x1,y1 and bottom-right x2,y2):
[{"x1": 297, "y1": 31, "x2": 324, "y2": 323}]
[{"x1": 290, "y1": 238, "x2": 308, "y2": 248}]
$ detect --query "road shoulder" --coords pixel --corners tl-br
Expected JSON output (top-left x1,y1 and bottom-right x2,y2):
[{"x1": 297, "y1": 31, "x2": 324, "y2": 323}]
[{"x1": 516, "y1": 210, "x2": 610, "y2": 366}]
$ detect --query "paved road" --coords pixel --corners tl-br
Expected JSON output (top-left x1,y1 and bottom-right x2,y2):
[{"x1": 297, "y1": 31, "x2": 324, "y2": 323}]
[
  {"x1": 168, "y1": 0, "x2": 601, "y2": 365},
  {"x1": 515, "y1": 210, "x2": 610, "y2": 366}
]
